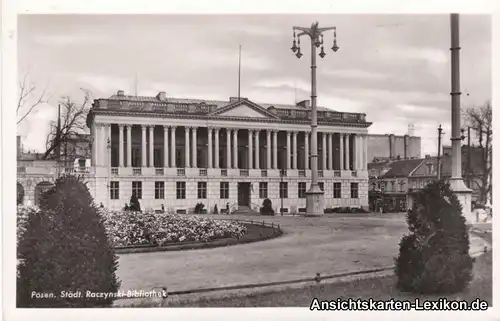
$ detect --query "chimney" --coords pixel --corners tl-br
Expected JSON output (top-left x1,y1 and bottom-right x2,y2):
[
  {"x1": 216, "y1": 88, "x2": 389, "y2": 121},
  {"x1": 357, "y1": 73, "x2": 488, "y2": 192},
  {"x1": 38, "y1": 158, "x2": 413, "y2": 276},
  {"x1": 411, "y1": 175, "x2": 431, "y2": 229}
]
[
  {"x1": 117, "y1": 90, "x2": 125, "y2": 96},
  {"x1": 156, "y1": 91, "x2": 166, "y2": 101},
  {"x1": 403, "y1": 134, "x2": 409, "y2": 159},
  {"x1": 229, "y1": 96, "x2": 247, "y2": 103},
  {"x1": 389, "y1": 134, "x2": 395, "y2": 159},
  {"x1": 296, "y1": 100, "x2": 310, "y2": 109},
  {"x1": 17, "y1": 136, "x2": 22, "y2": 156}
]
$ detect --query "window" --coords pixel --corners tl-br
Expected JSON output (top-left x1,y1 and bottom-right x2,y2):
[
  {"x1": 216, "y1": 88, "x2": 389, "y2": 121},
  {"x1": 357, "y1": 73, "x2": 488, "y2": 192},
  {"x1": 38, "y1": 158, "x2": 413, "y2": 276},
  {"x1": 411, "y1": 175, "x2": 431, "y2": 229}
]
[
  {"x1": 198, "y1": 182, "x2": 207, "y2": 199},
  {"x1": 132, "y1": 148, "x2": 141, "y2": 167},
  {"x1": 110, "y1": 181, "x2": 119, "y2": 200},
  {"x1": 318, "y1": 182, "x2": 324, "y2": 192},
  {"x1": 351, "y1": 183, "x2": 359, "y2": 199},
  {"x1": 381, "y1": 182, "x2": 386, "y2": 192},
  {"x1": 400, "y1": 182, "x2": 405, "y2": 192},
  {"x1": 176, "y1": 182, "x2": 186, "y2": 199},
  {"x1": 279, "y1": 182, "x2": 288, "y2": 199},
  {"x1": 298, "y1": 182, "x2": 307, "y2": 198},
  {"x1": 132, "y1": 181, "x2": 142, "y2": 199},
  {"x1": 155, "y1": 181, "x2": 165, "y2": 199},
  {"x1": 333, "y1": 182, "x2": 341, "y2": 199},
  {"x1": 220, "y1": 182, "x2": 229, "y2": 199},
  {"x1": 154, "y1": 148, "x2": 162, "y2": 168},
  {"x1": 371, "y1": 183, "x2": 376, "y2": 191},
  {"x1": 259, "y1": 182, "x2": 268, "y2": 199}
]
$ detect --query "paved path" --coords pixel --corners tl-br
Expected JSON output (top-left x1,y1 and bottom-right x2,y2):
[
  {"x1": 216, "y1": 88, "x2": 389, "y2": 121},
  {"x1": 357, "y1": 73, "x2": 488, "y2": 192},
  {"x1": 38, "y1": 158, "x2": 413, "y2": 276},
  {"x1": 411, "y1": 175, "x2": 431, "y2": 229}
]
[{"x1": 116, "y1": 213, "x2": 490, "y2": 295}]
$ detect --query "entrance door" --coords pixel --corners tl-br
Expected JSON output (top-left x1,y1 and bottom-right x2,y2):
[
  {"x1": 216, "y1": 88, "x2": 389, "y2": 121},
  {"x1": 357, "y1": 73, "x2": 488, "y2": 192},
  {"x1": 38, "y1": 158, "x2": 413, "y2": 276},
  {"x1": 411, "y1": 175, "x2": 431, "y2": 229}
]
[{"x1": 237, "y1": 183, "x2": 250, "y2": 206}]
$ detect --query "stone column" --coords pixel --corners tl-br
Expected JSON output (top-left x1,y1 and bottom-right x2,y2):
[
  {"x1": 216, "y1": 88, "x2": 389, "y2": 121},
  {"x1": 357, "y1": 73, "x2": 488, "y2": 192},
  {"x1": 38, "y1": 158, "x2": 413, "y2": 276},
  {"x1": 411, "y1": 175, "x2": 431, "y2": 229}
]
[
  {"x1": 226, "y1": 128, "x2": 231, "y2": 169},
  {"x1": 363, "y1": 134, "x2": 368, "y2": 170},
  {"x1": 192, "y1": 127, "x2": 197, "y2": 168},
  {"x1": 208, "y1": 127, "x2": 213, "y2": 168},
  {"x1": 118, "y1": 124, "x2": 124, "y2": 167},
  {"x1": 184, "y1": 127, "x2": 190, "y2": 168},
  {"x1": 304, "y1": 131, "x2": 309, "y2": 170},
  {"x1": 233, "y1": 129, "x2": 238, "y2": 169},
  {"x1": 170, "y1": 126, "x2": 176, "y2": 167},
  {"x1": 286, "y1": 131, "x2": 291, "y2": 169},
  {"x1": 322, "y1": 133, "x2": 327, "y2": 170},
  {"x1": 141, "y1": 125, "x2": 147, "y2": 167},
  {"x1": 352, "y1": 134, "x2": 357, "y2": 170},
  {"x1": 255, "y1": 130, "x2": 260, "y2": 169},
  {"x1": 345, "y1": 134, "x2": 350, "y2": 170},
  {"x1": 339, "y1": 133, "x2": 344, "y2": 170},
  {"x1": 328, "y1": 133, "x2": 333, "y2": 170},
  {"x1": 292, "y1": 131, "x2": 297, "y2": 169},
  {"x1": 266, "y1": 130, "x2": 271, "y2": 169},
  {"x1": 273, "y1": 130, "x2": 278, "y2": 169},
  {"x1": 215, "y1": 128, "x2": 220, "y2": 168},
  {"x1": 248, "y1": 129, "x2": 253, "y2": 169},
  {"x1": 163, "y1": 126, "x2": 169, "y2": 167},
  {"x1": 126, "y1": 125, "x2": 132, "y2": 167},
  {"x1": 149, "y1": 125, "x2": 154, "y2": 167}
]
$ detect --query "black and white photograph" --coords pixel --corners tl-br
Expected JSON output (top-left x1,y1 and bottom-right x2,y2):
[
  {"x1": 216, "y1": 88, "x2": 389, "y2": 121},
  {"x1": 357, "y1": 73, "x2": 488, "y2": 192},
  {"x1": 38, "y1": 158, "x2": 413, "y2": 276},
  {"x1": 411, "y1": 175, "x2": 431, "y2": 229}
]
[{"x1": 2, "y1": 0, "x2": 497, "y2": 320}]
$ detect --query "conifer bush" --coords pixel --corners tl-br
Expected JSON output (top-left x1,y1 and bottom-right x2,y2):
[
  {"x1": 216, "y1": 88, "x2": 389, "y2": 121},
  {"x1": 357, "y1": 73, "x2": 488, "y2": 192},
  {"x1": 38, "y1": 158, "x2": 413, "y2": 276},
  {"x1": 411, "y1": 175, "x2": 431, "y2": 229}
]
[
  {"x1": 260, "y1": 198, "x2": 275, "y2": 215},
  {"x1": 17, "y1": 175, "x2": 120, "y2": 308},
  {"x1": 395, "y1": 180, "x2": 473, "y2": 294},
  {"x1": 129, "y1": 193, "x2": 141, "y2": 212}
]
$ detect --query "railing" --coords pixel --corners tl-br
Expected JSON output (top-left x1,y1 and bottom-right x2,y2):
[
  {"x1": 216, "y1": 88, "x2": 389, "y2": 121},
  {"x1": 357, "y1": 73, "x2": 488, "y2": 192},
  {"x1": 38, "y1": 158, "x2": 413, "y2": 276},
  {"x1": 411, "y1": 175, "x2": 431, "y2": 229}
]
[
  {"x1": 111, "y1": 167, "x2": 118, "y2": 175},
  {"x1": 240, "y1": 169, "x2": 249, "y2": 177},
  {"x1": 261, "y1": 170, "x2": 267, "y2": 177},
  {"x1": 133, "y1": 168, "x2": 142, "y2": 175},
  {"x1": 351, "y1": 171, "x2": 357, "y2": 177},
  {"x1": 318, "y1": 170, "x2": 324, "y2": 177},
  {"x1": 298, "y1": 170, "x2": 306, "y2": 177},
  {"x1": 221, "y1": 169, "x2": 227, "y2": 176},
  {"x1": 199, "y1": 169, "x2": 207, "y2": 176},
  {"x1": 177, "y1": 168, "x2": 186, "y2": 176},
  {"x1": 155, "y1": 168, "x2": 164, "y2": 175},
  {"x1": 334, "y1": 170, "x2": 341, "y2": 177}
]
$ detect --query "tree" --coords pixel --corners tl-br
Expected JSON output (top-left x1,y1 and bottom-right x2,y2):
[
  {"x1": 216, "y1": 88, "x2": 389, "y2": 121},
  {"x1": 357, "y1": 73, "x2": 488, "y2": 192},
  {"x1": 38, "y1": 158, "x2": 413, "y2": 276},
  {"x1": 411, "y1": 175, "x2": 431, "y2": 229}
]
[
  {"x1": 129, "y1": 194, "x2": 142, "y2": 212},
  {"x1": 17, "y1": 71, "x2": 51, "y2": 125},
  {"x1": 17, "y1": 175, "x2": 120, "y2": 307},
  {"x1": 464, "y1": 101, "x2": 492, "y2": 203},
  {"x1": 395, "y1": 180, "x2": 473, "y2": 294},
  {"x1": 43, "y1": 89, "x2": 92, "y2": 161}
]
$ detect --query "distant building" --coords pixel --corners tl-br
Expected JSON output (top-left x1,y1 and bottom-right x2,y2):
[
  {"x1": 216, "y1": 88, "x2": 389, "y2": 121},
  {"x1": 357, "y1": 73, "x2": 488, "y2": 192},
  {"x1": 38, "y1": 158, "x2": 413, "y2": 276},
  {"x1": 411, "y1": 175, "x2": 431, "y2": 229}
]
[{"x1": 367, "y1": 134, "x2": 421, "y2": 163}]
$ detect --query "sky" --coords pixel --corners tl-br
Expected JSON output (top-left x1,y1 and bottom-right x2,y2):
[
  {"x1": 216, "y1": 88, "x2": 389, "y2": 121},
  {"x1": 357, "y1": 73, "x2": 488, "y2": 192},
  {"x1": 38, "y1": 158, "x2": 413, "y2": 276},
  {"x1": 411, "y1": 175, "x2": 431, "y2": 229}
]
[{"x1": 17, "y1": 14, "x2": 491, "y2": 156}]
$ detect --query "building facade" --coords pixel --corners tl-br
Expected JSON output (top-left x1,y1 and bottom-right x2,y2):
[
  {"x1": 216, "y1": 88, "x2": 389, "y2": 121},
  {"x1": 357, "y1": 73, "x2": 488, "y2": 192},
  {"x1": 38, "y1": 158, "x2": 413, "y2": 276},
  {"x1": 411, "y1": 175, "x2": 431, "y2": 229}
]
[
  {"x1": 85, "y1": 91, "x2": 372, "y2": 213},
  {"x1": 367, "y1": 134, "x2": 421, "y2": 163}
]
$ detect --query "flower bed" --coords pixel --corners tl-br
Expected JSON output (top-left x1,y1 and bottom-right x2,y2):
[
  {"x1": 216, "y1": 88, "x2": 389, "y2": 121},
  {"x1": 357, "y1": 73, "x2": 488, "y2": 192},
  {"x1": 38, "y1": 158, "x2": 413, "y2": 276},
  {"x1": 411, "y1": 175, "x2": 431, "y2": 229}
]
[{"x1": 17, "y1": 206, "x2": 247, "y2": 248}]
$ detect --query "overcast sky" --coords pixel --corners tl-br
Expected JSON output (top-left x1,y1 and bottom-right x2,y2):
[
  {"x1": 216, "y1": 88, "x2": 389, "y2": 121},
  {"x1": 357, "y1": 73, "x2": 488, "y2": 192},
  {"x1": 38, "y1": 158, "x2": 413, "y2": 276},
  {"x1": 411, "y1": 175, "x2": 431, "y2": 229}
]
[{"x1": 17, "y1": 14, "x2": 491, "y2": 156}]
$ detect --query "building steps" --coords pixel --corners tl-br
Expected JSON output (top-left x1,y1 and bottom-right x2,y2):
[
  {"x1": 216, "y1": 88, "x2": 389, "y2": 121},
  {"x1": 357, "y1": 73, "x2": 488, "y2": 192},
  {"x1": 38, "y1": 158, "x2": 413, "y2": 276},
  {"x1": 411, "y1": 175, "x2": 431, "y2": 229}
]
[{"x1": 231, "y1": 205, "x2": 261, "y2": 216}]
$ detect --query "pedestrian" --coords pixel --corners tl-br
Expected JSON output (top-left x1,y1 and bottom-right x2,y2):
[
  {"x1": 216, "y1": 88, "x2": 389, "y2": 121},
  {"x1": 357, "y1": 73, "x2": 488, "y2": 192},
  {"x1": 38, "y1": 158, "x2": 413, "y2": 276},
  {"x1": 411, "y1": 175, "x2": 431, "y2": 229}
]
[
  {"x1": 161, "y1": 204, "x2": 165, "y2": 213},
  {"x1": 124, "y1": 203, "x2": 129, "y2": 211},
  {"x1": 100, "y1": 202, "x2": 104, "y2": 208},
  {"x1": 226, "y1": 202, "x2": 230, "y2": 215}
]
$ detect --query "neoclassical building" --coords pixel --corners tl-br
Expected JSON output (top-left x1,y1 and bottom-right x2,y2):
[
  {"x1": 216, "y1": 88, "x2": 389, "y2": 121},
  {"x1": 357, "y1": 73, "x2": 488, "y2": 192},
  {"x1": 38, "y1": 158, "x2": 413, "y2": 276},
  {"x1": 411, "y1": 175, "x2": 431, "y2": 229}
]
[{"x1": 85, "y1": 90, "x2": 372, "y2": 213}]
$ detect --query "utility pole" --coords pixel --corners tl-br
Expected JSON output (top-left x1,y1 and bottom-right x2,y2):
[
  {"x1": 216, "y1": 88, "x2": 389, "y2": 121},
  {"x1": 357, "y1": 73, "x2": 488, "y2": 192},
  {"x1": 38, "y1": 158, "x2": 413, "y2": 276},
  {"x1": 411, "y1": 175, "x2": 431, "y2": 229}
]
[
  {"x1": 467, "y1": 126, "x2": 471, "y2": 188},
  {"x1": 437, "y1": 124, "x2": 443, "y2": 180}
]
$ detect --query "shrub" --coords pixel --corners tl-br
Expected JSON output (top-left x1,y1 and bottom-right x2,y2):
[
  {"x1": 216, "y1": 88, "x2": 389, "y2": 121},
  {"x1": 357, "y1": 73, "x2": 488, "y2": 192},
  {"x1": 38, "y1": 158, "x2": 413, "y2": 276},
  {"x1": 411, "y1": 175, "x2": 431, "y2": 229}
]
[
  {"x1": 324, "y1": 208, "x2": 335, "y2": 214},
  {"x1": 394, "y1": 180, "x2": 473, "y2": 294},
  {"x1": 194, "y1": 202, "x2": 205, "y2": 214},
  {"x1": 17, "y1": 175, "x2": 120, "y2": 307},
  {"x1": 260, "y1": 198, "x2": 275, "y2": 216},
  {"x1": 129, "y1": 194, "x2": 141, "y2": 212}
]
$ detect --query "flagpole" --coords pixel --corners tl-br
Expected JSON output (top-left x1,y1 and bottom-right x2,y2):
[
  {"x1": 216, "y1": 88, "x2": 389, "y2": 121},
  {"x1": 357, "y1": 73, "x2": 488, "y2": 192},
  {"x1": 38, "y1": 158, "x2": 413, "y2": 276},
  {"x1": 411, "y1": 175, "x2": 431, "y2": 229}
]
[{"x1": 238, "y1": 45, "x2": 241, "y2": 101}]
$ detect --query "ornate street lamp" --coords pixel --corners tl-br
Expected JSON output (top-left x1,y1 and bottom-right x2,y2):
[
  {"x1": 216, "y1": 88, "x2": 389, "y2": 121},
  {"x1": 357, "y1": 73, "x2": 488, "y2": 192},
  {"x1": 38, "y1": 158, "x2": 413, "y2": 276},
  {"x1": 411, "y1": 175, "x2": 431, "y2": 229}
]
[{"x1": 291, "y1": 21, "x2": 339, "y2": 216}]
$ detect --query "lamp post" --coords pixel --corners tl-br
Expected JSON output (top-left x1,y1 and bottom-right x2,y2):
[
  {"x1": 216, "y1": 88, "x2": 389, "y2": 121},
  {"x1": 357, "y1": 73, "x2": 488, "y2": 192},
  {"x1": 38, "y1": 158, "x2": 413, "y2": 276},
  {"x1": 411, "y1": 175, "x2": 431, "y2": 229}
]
[
  {"x1": 291, "y1": 21, "x2": 339, "y2": 217},
  {"x1": 437, "y1": 124, "x2": 443, "y2": 180},
  {"x1": 106, "y1": 137, "x2": 111, "y2": 208}
]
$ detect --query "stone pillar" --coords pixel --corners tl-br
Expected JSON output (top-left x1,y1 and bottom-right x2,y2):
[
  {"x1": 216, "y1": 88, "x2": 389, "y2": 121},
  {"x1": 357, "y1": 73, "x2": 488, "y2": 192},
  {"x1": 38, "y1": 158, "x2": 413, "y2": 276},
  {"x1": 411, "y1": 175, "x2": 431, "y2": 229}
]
[
  {"x1": 118, "y1": 124, "x2": 124, "y2": 167},
  {"x1": 215, "y1": 128, "x2": 220, "y2": 168},
  {"x1": 328, "y1": 133, "x2": 333, "y2": 170},
  {"x1": 273, "y1": 130, "x2": 278, "y2": 169},
  {"x1": 248, "y1": 129, "x2": 253, "y2": 169},
  {"x1": 106, "y1": 123, "x2": 111, "y2": 167},
  {"x1": 286, "y1": 131, "x2": 291, "y2": 169},
  {"x1": 192, "y1": 127, "x2": 197, "y2": 168},
  {"x1": 339, "y1": 133, "x2": 344, "y2": 170},
  {"x1": 185, "y1": 127, "x2": 190, "y2": 168},
  {"x1": 266, "y1": 130, "x2": 271, "y2": 169},
  {"x1": 149, "y1": 125, "x2": 154, "y2": 167},
  {"x1": 304, "y1": 131, "x2": 309, "y2": 170},
  {"x1": 126, "y1": 125, "x2": 132, "y2": 167},
  {"x1": 208, "y1": 127, "x2": 213, "y2": 168},
  {"x1": 141, "y1": 125, "x2": 147, "y2": 167},
  {"x1": 170, "y1": 126, "x2": 176, "y2": 168},
  {"x1": 322, "y1": 132, "x2": 327, "y2": 170},
  {"x1": 345, "y1": 134, "x2": 350, "y2": 170},
  {"x1": 233, "y1": 129, "x2": 238, "y2": 169},
  {"x1": 226, "y1": 128, "x2": 231, "y2": 169},
  {"x1": 292, "y1": 131, "x2": 297, "y2": 169},
  {"x1": 352, "y1": 134, "x2": 357, "y2": 170},
  {"x1": 163, "y1": 126, "x2": 169, "y2": 167},
  {"x1": 363, "y1": 134, "x2": 368, "y2": 170},
  {"x1": 255, "y1": 130, "x2": 260, "y2": 169}
]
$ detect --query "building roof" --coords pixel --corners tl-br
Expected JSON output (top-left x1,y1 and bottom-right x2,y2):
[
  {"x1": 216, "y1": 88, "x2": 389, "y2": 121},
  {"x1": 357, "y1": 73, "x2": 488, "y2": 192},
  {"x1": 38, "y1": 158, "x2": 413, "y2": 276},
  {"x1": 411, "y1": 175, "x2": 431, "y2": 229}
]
[{"x1": 368, "y1": 158, "x2": 423, "y2": 179}]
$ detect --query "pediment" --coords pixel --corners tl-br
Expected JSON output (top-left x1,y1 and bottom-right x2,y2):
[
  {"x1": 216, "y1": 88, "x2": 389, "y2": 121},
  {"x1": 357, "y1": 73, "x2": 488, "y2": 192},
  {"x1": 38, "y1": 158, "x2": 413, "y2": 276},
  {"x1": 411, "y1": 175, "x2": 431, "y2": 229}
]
[{"x1": 209, "y1": 99, "x2": 279, "y2": 119}]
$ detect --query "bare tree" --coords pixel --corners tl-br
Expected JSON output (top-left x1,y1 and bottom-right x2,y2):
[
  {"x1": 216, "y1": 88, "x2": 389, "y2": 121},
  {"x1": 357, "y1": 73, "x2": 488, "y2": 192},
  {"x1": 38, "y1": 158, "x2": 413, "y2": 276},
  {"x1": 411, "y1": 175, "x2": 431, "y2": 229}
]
[
  {"x1": 464, "y1": 101, "x2": 492, "y2": 203},
  {"x1": 44, "y1": 89, "x2": 92, "y2": 161},
  {"x1": 17, "y1": 71, "x2": 51, "y2": 125}
]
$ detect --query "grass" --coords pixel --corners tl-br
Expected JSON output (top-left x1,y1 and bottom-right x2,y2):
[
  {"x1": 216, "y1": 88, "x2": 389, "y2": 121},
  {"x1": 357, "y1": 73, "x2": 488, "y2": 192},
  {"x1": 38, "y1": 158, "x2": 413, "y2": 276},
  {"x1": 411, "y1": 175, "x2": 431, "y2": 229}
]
[{"x1": 125, "y1": 251, "x2": 492, "y2": 308}]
